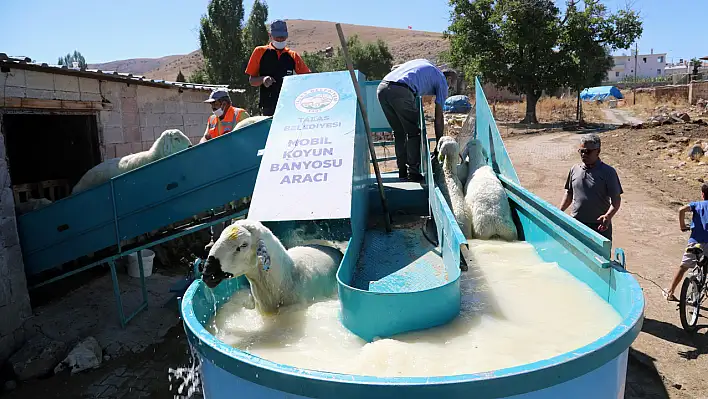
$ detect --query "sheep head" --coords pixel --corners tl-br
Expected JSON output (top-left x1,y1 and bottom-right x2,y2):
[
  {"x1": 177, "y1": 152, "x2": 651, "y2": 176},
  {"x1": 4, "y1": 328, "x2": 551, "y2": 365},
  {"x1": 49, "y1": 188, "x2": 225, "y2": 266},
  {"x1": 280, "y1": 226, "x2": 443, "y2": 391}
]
[
  {"x1": 153, "y1": 129, "x2": 192, "y2": 159},
  {"x1": 438, "y1": 136, "x2": 460, "y2": 165},
  {"x1": 202, "y1": 220, "x2": 270, "y2": 288},
  {"x1": 462, "y1": 138, "x2": 489, "y2": 171}
]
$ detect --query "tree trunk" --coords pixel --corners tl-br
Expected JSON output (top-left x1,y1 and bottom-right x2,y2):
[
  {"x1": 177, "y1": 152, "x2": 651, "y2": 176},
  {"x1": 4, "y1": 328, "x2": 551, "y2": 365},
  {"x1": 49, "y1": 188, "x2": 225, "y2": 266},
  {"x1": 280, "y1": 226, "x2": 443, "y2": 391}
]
[{"x1": 521, "y1": 91, "x2": 539, "y2": 124}]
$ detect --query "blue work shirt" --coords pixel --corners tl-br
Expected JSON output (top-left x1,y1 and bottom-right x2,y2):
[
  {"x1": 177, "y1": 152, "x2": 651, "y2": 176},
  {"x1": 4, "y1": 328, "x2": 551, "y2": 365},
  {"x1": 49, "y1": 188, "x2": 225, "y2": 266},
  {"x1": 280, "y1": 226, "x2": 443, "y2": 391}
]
[
  {"x1": 689, "y1": 200, "x2": 708, "y2": 244},
  {"x1": 382, "y1": 59, "x2": 449, "y2": 105}
]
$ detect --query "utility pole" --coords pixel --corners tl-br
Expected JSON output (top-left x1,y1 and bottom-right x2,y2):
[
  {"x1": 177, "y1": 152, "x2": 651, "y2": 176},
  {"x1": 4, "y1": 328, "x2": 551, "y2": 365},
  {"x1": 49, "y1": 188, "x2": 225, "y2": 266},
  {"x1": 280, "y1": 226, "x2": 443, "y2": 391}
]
[{"x1": 633, "y1": 42, "x2": 638, "y2": 105}]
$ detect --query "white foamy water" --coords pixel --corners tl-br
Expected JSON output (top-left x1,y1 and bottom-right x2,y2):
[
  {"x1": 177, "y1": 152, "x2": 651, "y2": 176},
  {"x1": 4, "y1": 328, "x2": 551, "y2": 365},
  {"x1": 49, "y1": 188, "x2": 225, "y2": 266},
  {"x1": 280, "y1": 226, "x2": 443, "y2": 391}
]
[{"x1": 207, "y1": 239, "x2": 621, "y2": 377}]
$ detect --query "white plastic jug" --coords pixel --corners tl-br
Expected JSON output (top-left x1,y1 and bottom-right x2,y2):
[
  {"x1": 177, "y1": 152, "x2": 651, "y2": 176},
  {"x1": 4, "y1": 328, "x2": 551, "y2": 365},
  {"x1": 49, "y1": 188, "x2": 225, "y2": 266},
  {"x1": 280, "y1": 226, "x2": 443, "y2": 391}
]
[{"x1": 127, "y1": 249, "x2": 155, "y2": 278}]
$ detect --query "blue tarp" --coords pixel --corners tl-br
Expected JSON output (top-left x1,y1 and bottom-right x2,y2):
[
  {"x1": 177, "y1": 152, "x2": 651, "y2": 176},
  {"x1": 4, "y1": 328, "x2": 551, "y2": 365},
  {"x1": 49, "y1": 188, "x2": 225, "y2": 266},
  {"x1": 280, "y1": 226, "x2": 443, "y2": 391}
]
[
  {"x1": 579, "y1": 86, "x2": 624, "y2": 102},
  {"x1": 443, "y1": 95, "x2": 472, "y2": 113}
]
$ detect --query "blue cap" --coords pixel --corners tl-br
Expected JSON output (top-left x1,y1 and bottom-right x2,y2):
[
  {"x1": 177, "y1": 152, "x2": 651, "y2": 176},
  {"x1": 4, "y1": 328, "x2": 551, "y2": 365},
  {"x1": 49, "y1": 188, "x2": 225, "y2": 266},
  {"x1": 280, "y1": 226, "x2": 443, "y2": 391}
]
[
  {"x1": 204, "y1": 88, "x2": 230, "y2": 103},
  {"x1": 270, "y1": 20, "x2": 288, "y2": 38}
]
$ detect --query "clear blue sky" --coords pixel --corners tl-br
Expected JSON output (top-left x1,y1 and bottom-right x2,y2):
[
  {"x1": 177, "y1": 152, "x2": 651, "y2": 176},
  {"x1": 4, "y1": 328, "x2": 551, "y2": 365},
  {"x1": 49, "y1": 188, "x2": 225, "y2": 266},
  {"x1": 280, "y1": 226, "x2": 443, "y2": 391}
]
[{"x1": 0, "y1": 0, "x2": 705, "y2": 65}]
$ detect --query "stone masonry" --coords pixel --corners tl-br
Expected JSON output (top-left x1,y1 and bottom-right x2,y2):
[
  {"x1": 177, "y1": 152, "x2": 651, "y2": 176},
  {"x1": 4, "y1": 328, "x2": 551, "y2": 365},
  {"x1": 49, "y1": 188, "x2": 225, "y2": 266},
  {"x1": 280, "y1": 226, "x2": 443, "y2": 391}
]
[
  {"x1": 689, "y1": 81, "x2": 708, "y2": 105},
  {"x1": 0, "y1": 67, "x2": 244, "y2": 365},
  {"x1": 0, "y1": 118, "x2": 32, "y2": 366},
  {"x1": 0, "y1": 68, "x2": 237, "y2": 160}
]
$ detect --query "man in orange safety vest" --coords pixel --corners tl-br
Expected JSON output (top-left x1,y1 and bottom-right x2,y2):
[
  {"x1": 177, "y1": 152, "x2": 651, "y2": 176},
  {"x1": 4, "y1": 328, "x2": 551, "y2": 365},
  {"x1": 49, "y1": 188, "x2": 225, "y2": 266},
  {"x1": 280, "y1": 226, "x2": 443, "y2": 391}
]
[{"x1": 200, "y1": 88, "x2": 250, "y2": 144}]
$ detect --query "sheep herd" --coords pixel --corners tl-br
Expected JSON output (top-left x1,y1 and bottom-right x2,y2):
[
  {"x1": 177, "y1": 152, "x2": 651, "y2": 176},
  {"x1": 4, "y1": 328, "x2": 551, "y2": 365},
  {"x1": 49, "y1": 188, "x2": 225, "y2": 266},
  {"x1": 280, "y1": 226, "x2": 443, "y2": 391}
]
[{"x1": 435, "y1": 135, "x2": 518, "y2": 242}]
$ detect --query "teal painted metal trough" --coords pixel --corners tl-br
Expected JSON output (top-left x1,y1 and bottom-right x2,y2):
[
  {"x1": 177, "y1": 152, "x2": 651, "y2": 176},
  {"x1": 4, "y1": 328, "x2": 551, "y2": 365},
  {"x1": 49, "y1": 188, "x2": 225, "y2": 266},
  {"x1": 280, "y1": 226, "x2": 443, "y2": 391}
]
[{"x1": 180, "y1": 74, "x2": 645, "y2": 398}]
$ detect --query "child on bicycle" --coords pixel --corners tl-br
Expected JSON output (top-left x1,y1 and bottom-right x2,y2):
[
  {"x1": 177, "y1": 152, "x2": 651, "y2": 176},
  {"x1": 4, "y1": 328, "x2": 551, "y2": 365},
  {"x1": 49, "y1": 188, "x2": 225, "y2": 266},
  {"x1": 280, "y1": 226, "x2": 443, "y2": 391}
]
[{"x1": 665, "y1": 182, "x2": 708, "y2": 301}]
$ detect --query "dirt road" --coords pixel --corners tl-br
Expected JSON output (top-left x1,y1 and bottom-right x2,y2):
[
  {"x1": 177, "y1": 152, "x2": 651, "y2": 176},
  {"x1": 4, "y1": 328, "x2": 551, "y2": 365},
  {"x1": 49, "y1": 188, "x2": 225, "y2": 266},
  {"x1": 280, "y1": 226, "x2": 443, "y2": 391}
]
[
  {"x1": 603, "y1": 108, "x2": 644, "y2": 125},
  {"x1": 504, "y1": 131, "x2": 707, "y2": 399}
]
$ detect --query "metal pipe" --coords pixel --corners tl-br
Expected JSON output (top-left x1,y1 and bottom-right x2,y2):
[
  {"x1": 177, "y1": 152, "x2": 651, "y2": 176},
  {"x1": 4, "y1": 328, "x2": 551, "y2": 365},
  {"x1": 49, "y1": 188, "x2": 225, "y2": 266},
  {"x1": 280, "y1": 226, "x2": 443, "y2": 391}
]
[{"x1": 335, "y1": 22, "x2": 392, "y2": 233}]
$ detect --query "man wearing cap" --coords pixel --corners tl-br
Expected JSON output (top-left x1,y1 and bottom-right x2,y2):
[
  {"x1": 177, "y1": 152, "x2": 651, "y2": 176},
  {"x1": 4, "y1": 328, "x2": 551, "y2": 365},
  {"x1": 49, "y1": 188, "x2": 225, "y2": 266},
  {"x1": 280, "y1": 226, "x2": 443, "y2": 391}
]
[
  {"x1": 377, "y1": 59, "x2": 448, "y2": 182},
  {"x1": 200, "y1": 88, "x2": 250, "y2": 144},
  {"x1": 245, "y1": 19, "x2": 311, "y2": 116}
]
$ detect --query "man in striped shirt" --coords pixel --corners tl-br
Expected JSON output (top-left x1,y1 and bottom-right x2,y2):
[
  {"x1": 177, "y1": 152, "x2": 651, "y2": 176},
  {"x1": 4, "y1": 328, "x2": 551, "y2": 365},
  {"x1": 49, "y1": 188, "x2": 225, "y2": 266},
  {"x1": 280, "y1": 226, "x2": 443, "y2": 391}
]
[{"x1": 377, "y1": 59, "x2": 448, "y2": 182}]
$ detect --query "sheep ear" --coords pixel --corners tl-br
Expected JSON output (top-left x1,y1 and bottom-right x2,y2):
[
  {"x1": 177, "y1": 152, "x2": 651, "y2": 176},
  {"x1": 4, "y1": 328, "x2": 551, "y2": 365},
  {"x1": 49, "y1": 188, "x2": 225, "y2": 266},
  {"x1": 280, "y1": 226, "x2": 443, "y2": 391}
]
[{"x1": 256, "y1": 239, "x2": 271, "y2": 271}]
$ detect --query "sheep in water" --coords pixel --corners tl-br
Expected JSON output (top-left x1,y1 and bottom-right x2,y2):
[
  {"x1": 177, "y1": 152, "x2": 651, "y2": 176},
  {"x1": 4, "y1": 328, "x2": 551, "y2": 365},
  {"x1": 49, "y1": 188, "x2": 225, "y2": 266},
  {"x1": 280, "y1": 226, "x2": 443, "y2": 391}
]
[
  {"x1": 71, "y1": 129, "x2": 192, "y2": 194},
  {"x1": 462, "y1": 138, "x2": 518, "y2": 241},
  {"x1": 201, "y1": 220, "x2": 343, "y2": 314},
  {"x1": 437, "y1": 136, "x2": 472, "y2": 237}
]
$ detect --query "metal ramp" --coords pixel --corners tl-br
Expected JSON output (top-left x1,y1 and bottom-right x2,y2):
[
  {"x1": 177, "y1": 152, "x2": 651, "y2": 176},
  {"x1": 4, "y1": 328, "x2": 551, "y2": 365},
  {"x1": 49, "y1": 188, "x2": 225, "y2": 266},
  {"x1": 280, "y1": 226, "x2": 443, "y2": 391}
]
[{"x1": 16, "y1": 118, "x2": 272, "y2": 326}]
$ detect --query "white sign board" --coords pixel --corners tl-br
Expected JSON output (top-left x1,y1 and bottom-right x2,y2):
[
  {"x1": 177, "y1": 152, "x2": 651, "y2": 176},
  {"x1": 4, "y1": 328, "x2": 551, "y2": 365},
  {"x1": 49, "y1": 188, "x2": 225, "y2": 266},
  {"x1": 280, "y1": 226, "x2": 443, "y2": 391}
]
[{"x1": 248, "y1": 72, "x2": 358, "y2": 222}]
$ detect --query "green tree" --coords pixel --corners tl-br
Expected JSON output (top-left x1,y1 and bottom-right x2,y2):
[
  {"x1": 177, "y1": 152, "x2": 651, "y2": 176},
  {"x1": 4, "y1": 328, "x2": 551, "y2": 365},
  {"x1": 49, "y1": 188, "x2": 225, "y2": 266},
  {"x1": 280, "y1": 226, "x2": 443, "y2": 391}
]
[
  {"x1": 187, "y1": 67, "x2": 209, "y2": 84},
  {"x1": 243, "y1": 0, "x2": 269, "y2": 50},
  {"x1": 241, "y1": 0, "x2": 269, "y2": 113},
  {"x1": 560, "y1": 1, "x2": 642, "y2": 121},
  {"x1": 198, "y1": 0, "x2": 247, "y2": 88},
  {"x1": 176, "y1": 70, "x2": 186, "y2": 82},
  {"x1": 446, "y1": 0, "x2": 642, "y2": 123},
  {"x1": 57, "y1": 50, "x2": 87, "y2": 69},
  {"x1": 300, "y1": 35, "x2": 394, "y2": 80}
]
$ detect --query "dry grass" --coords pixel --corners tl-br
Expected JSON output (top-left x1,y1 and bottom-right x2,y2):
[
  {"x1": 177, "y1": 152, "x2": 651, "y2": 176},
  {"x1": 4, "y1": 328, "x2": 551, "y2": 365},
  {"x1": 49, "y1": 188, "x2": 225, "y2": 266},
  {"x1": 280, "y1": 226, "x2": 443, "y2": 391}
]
[
  {"x1": 492, "y1": 96, "x2": 604, "y2": 124},
  {"x1": 621, "y1": 92, "x2": 690, "y2": 119}
]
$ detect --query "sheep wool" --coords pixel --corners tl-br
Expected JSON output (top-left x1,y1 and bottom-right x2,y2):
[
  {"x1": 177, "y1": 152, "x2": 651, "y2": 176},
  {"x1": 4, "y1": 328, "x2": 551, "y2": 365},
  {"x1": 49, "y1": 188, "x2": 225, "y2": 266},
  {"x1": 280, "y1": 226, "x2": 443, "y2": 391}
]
[
  {"x1": 207, "y1": 220, "x2": 343, "y2": 314},
  {"x1": 71, "y1": 129, "x2": 192, "y2": 194},
  {"x1": 234, "y1": 116, "x2": 272, "y2": 131},
  {"x1": 461, "y1": 137, "x2": 491, "y2": 192},
  {"x1": 465, "y1": 165, "x2": 517, "y2": 241},
  {"x1": 438, "y1": 136, "x2": 473, "y2": 237}
]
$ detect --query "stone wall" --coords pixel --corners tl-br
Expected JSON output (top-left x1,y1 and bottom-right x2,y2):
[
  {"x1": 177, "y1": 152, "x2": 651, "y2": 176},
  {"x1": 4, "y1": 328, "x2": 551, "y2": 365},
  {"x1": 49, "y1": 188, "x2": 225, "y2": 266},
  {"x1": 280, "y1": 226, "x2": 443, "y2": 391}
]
[
  {"x1": 0, "y1": 67, "x2": 236, "y2": 365},
  {"x1": 0, "y1": 68, "x2": 234, "y2": 160},
  {"x1": 689, "y1": 81, "x2": 708, "y2": 105},
  {"x1": 99, "y1": 83, "x2": 215, "y2": 158},
  {"x1": 0, "y1": 119, "x2": 32, "y2": 366}
]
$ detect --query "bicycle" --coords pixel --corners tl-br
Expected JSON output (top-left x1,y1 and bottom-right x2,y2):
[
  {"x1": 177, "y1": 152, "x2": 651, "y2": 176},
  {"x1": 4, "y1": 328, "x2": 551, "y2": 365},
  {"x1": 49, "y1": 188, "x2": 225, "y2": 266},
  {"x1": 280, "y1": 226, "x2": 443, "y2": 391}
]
[{"x1": 678, "y1": 236, "x2": 708, "y2": 333}]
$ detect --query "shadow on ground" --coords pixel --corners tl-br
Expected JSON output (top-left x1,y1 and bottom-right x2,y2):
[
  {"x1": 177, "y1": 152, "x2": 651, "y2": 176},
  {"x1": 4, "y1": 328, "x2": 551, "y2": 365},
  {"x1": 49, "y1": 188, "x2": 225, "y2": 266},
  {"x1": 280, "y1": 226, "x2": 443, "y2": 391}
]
[{"x1": 641, "y1": 317, "x2": 708, "y2": 361}]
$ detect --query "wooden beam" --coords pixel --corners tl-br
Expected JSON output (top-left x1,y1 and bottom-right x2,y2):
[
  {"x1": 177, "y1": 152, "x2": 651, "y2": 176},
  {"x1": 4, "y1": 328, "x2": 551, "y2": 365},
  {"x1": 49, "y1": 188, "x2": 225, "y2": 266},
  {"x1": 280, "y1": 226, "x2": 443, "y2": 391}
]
[{"x1": 0, "y1": 97, "x2": 108, "y2": 111}]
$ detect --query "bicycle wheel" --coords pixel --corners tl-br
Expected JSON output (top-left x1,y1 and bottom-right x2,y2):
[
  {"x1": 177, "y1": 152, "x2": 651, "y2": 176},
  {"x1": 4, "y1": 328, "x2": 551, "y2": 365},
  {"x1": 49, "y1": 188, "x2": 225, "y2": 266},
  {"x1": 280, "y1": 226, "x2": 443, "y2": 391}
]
[{"x1": 679, "y1": 276, "x2": 702, "y2": 333}]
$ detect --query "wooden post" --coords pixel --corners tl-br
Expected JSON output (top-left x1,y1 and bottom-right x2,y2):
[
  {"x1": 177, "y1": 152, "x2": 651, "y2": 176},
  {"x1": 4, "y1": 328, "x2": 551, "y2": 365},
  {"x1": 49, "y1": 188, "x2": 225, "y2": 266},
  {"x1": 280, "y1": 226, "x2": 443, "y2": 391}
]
[{"x1": 335, "y1": 23, "x2": 392, "y2": 233}]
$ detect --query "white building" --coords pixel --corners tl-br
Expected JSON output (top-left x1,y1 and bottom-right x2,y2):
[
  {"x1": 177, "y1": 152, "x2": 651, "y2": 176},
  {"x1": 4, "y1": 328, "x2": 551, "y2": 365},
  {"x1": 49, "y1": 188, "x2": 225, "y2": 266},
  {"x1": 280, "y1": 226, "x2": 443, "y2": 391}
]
[{"x1": 607, "y1": 52, "x2": 667, "y2": 82}]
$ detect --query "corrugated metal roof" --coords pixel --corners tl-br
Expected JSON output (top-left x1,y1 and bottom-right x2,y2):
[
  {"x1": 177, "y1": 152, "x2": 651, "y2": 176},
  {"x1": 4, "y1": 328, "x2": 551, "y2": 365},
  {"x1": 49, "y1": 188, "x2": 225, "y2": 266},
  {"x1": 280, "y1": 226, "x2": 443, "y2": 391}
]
[{"x1": 0, "y1": 53, "x2": 245, "y2": 93}]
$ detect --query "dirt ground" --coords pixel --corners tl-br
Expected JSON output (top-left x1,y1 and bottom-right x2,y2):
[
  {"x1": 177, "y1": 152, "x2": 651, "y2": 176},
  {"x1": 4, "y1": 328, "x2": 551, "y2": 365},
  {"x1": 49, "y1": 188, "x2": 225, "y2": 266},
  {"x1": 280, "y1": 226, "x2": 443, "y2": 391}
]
[
  {"x1": 7, "y1": 100, "x2": 708, "y2": 398},
  {"x1": 504, "y1": 129, "x2": 708, "y2": 399}
]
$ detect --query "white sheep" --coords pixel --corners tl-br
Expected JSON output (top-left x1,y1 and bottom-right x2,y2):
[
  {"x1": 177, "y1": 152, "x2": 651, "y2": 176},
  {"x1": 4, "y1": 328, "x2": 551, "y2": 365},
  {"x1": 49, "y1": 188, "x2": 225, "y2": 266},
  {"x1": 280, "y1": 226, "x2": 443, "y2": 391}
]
[
  {"x1": 233, "y1": 115, "x2": 271, "y2": 131},
  {"x1": 202, "y1": 220, "x2": 343, "y2": 314},
  {"x1": 71, "y1": 129, "x2": 192, "y2": 194},
  {"x1": 437, "y1": 136, "x2": 472, "y2": 237},
  {"x1": 462, "y1": 138, "x2": 518, "y2": 241},
  {"x1": 460, "y1": 137, "x2": 490, "y2": 192}
]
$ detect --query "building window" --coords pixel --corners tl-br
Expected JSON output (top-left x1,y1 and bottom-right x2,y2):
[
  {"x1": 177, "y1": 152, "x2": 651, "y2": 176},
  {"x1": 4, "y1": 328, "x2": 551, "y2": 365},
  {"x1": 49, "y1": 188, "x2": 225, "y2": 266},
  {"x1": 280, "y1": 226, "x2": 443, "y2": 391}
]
[
  {"x1": 616, "y1": 71, "x2": 620, "y2": 77},
  {"x1": 643, "y1": 57, "x2": 647, "y2": 63},
  {"x1": 658, "y1": 56, "x2": 664, "y2": 63},
  {"x1": 628, "y1": 58, "x2": 631, "y2": 62},
  {"x1": 657, "y1": 69, "x2": 661, "y2": 75}
]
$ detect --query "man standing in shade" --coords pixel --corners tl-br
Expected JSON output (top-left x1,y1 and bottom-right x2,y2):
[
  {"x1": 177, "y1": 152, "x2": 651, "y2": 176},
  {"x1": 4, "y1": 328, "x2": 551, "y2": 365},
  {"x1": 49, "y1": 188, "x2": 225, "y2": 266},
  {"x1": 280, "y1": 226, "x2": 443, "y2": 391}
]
[
  {"x1": 559, "y1": 133, "x2": 623, "y2": 241},
  {"x1": 377, "y1": 59, "x2": 448, "y2": 182},
  {"x1": 245, "y1": 19, "x2": 311, "y2": 116}
]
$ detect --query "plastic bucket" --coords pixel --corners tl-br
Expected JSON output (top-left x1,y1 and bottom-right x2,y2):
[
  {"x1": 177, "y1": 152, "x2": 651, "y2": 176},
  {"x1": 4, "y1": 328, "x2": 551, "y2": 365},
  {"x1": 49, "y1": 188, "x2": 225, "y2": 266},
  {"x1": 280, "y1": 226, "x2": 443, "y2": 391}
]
[{"x1": 126, "y1": 249, "x2": 155, "y2": 278}]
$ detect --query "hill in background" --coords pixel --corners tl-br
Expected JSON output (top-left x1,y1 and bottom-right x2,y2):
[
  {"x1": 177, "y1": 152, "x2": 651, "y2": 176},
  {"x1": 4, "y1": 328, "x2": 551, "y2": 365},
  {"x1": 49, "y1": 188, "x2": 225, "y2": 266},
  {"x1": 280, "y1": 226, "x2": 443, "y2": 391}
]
[{"x1": 90, "y1": 20, "x2": 449, "y2": 82}]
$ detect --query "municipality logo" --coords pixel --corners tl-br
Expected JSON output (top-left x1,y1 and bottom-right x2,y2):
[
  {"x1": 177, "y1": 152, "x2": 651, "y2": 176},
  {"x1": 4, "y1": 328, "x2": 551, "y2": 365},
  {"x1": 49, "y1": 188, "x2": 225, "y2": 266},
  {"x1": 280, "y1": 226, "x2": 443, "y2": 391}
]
[{"x1": 295, "y1": 88, "x2": 340, "y2": 114}]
